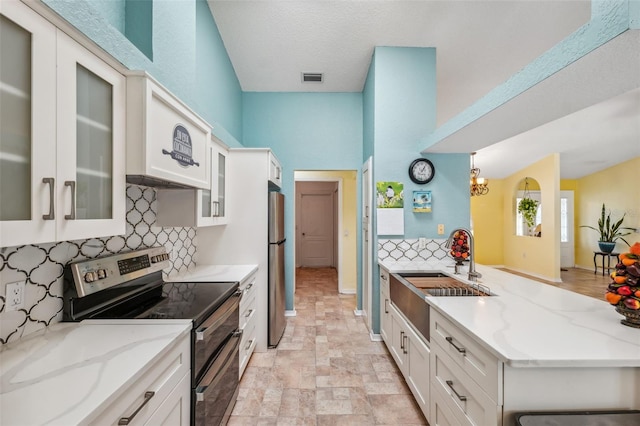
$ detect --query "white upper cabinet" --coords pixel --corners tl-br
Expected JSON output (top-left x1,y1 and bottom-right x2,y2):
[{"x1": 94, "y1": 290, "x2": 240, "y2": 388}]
[
  {"x1": 156, "y1": 134, "x2": 229, "y2": 227},
  {"x1": 0, "y1": 1, "x2": 125, "y2": 247},
  {"x1": 126, "y1": 73, "x2": 210, "y2": 189},
  {"x1": 198, "y1": 135, "x2": 229, "y2": 226},
  {"x1": 268, "y1": 151, "x2": 282, "y2": 189}
]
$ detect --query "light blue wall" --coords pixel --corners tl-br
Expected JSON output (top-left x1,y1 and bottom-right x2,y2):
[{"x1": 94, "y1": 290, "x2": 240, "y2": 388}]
[
  {"x1": 422, "y1": 0, "x2": 633, "y2": 148},
  {"x1": 372, "y1": 47, "x2": 470, "y2": 239},
  {"x1": 44, "y1": 0, "x2": 243, "y2": 147},
  {"x1": 367, "y1": 47, "x2": 470, "y2": 333},
  {"x1": 243, "y1": 92, "x2": 364, "y2": 310}
]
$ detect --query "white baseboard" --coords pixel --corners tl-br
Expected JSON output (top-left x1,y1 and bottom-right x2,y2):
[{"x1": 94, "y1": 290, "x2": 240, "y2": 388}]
[
  {"x1": 285, "y1": 310, "x2": 297, "y2": 317},
  {"x1": 369, "y1": 332, "x2": 382, "y2": 342},
  {"x1": 340, "y1": 289, "x2": 357, "y2": 295},
  {"x1": 353, "y1": 309, "x2": 364, "y2": 317}
]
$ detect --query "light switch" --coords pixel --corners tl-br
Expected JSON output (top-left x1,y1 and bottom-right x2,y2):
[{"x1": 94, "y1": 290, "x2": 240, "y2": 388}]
[{"x1": 437, "y1": 224, "x2": 445, "y2": 235}]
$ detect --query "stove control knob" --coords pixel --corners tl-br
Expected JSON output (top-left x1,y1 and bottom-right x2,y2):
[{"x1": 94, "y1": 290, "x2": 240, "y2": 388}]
[
  {"x1": 151, "y1": 255, "x2": 158, "y2": 263},
  {"x1": 97, "y1": 269, "x2": 107, "y2": 279},
  {"x1": 163, "y1": 254, "x2": 170, "y2": 261},
  {"x1": 84, "y1": 271, "x2": 97, "y2": 283}
]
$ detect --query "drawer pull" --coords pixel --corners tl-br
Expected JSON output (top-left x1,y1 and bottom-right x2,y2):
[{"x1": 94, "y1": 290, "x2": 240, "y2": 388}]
[
  {"x1": 42, "y1": 178, "x2": 55, "y2": 220},
  {"x1": 445, "y1": 380, "x2": 467, "y2": 402},
  {"x1": 245, "y1": 339, "x2": 254, "y2": 350},
  {"x1": 402, "y1": 334, "x2": 408, "y2": 354},
  {"x1": 64, "y1": 181, "x2": 76, "y2": 220},
  {"x1": 118, "y1": 391, "x2": 155, "y2": 425},
  {"x1": 400, "y1": 331, "x2": 405, "y2": 350},
  {"x1": 445, "y1": 336, "x2": 466, "y2": 354},
  {"x1": 384, "y1": 299, "x2": 389, "y2": 314},
  {"x1": 245, "y1": 309, "x2": 254, "y2": 318}
]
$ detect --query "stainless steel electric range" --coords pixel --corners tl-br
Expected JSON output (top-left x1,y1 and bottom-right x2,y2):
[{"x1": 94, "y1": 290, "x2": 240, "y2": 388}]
[{"x1": 63, "y1": 247, "x2": 241, "y2": 426}]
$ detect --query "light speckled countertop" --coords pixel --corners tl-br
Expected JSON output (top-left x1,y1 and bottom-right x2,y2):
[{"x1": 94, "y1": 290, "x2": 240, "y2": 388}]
[
  {"x1": 167, "y1": 264, "x2": 258, "y2": 283},
  {"x1": 379, "y1": 260, "x2": 640, "y2": 368},
  {"x1": 0, "y1": 319, "x2": 190, "y2": 425}
]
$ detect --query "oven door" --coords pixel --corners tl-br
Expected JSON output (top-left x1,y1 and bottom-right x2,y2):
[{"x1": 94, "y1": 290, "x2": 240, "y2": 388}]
[
  {"x1": 193, "y1": 330, "x2": 241, "y2": 426},
  {"x1": 193, "y1": 289, "x2": 241, "y2": 382}
]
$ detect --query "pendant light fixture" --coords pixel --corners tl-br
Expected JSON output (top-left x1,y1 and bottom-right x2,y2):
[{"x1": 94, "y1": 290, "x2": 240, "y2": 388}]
[{"x1": 470, "y1": 152, "x2": 489, "y2": 196}]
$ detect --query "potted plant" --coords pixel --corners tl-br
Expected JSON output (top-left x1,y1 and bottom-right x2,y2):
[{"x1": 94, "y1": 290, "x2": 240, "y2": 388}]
[
  {"x1": 518, "y1": 197, "x2": 539, "y2": 230},
  {"x1": 581, "y1": 203, "x2": 634, "y2": 253}
]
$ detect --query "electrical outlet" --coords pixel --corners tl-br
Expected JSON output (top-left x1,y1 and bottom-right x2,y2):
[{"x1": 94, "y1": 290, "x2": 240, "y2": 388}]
[
  {"x1": 437, "y1": 224, "x2": 445, "y2": 235},
  {"x1": 418, "y1": 237, "x2": 427, "y2": 249},
  {"x1": 5, "y1": 281, "x2": 25, "y2": 311}
]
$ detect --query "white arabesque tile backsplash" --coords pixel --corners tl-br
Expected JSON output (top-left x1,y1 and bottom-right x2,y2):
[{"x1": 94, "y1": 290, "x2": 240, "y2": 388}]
[{"x1": 0, "y1": 185, "x2": 197, "y2": 345}]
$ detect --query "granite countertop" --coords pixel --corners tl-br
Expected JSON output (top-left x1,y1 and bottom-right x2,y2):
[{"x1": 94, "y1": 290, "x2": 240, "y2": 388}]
[
  {"x1": 379, "y1": 259, "x2": 640, "y2": 368},
  {"x1": 166, "y1": 264, "x2": 258, "y2": 283},
  {"x1": 0, "y1": 319, "x2": 191, "y2": 425}
]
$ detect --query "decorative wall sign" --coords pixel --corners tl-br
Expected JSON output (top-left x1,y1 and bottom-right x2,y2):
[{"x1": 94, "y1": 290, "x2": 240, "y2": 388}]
[
  {"x1": 413, "y1": 190, "x2": 432, "y2": 213},
  {"x1": 162, "y1": 124, "x2": 200, "y2": 167},
  {"x1": 376, "y1": 181, "x2": 404, "y2": 235}
]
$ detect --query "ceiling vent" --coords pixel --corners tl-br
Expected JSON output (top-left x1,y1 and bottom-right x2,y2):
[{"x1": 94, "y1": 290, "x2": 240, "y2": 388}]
[{"x1": 302, "y1": 73, "x2": 323, "y2": 83}]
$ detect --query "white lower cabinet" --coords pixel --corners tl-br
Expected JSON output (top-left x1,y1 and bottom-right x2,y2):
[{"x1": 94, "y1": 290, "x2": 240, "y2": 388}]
[
  {"x1": 239, "y1": 270, "x2": 258, "y2": 377},
  {"x1": 384, "y1": 302, "x2": 430, "y2": 421},
  {"x1": 379, "y1": 268, "x2": 391, "y2": 343},
  {"x1": 92, "y1": 333, "x2": 190, "y2": 425},
  {"x1": 430, "y1": 309, "x2": 501, "y2": 426},
  {"x1": 144, "y1": 372, "x2": 190, "y2": 425}
]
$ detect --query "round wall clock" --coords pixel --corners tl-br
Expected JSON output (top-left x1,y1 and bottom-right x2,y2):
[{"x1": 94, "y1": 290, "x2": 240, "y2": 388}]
[{"x1": 408, "y1": 158, "x2": 435, "y2": 184}]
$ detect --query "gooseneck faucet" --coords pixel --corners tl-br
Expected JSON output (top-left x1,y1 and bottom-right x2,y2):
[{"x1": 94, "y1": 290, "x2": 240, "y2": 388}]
[{"x1": 445, "y1": 228, "x2": 482, "y2": 282}]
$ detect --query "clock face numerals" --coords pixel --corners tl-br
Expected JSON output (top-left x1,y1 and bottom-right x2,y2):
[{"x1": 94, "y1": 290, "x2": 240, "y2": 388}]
[{"x1": 409, "y1": 159, "x2": 435, "y2": 184}]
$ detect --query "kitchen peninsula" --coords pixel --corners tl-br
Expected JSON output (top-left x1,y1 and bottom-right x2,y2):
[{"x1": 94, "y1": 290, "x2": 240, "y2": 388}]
[{"x1": 379, "y1": 260, "x2": 640, "y2": 425}]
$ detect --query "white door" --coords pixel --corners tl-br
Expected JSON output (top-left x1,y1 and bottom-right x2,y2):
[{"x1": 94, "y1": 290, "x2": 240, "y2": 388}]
[
  {"x1": 560, "y1": 190, "x2": 575, "y2": 268},
  {"x1": 362, "y1": 157, "x2": 372, "y2": 331},
  {"x1": 298, "y1": 183, "x2": 335, "y2": 267}
]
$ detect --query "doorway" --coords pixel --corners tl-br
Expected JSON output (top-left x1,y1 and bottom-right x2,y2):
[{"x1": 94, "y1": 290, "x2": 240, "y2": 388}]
[
  {"x1": 296, "y1": 181, "x2": 338, "y2": 268},
  {"x1": 560, "y1": 190, "x2": 575, "y2": 268}
]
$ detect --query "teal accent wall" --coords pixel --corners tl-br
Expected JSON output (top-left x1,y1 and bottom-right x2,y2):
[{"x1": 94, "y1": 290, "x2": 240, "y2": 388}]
[
  {"x1": 366, "y1": 47, "x2": 471, "y2": 333},
  {"x1": 422, "y1": 0, "x2": 632, "y2": 148},
  {"x1": 243, "y1": 92, "x2": 364, "y2": 310},
  {"x1": 363, "y1": 56, "x2": 375, "y2": 162},
  {"x1": 194, "y1": 0, "x2": 243, "y2": 146},
  {"x1": 89, "y1": 0, "x2": 125, "y2": 33},
  {"x1": 44, "y1": 0, "x2": 243, "y2": 147},
  {"x1": 125, "y1": 0, "x2": 153, "y2": 60}
]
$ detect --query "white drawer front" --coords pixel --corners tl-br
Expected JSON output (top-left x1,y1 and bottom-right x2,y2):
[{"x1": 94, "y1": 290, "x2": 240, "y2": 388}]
[
  {"x1": 92, "y1": 334, "x2": 190, "y2": 425},
  {"x1": 431, "y1": 310, "x2": 500, "y2": 401},
  {"x1": 239, "y1": 316, "x2": 257, "y2": 378},
  {"x1": 431, "y1": 384, "x2": 465, "y2": 426},
  {"x1": 431, "y1": 343, "x2": 499, "y2": 426},
  {"x1": 380, "y1": 268, "x2": 390, "y2": 294}
]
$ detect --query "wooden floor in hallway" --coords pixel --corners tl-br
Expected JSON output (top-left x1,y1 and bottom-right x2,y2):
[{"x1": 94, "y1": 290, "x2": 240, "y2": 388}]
[{"x1": 229, "y1": 267, "x2": 428, "y2": 426}]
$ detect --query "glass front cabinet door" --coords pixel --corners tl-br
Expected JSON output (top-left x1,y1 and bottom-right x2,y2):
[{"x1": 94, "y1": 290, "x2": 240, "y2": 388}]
[
  {"x1": 0, "y1": 1, "x2": 125, "y2": 248},
  {"x1": 198, "y1": 136, "x2": 229, "y2": 226},
  {"x1": 1, "y1": 2, "x2": 56, "y2": 247},
  {"x1": 56, "y1": 31, "x2": 125, "y2": 241}
]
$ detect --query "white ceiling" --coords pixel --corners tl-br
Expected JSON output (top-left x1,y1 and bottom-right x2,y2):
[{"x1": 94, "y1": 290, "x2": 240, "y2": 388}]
[{"x1": 208, "y1": 1, "x2": 639, "y2": 179}]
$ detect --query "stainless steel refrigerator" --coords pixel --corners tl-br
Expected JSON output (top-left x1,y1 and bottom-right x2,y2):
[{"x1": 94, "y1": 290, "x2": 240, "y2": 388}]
[{"x1": 268, "y1": 191, "x2": 286, "y2": 347}]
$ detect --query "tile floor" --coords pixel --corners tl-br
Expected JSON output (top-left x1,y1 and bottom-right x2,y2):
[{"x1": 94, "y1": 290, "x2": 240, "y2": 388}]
[{"x1": 229, "y1": 267, "x2": 428, "y2": 425}]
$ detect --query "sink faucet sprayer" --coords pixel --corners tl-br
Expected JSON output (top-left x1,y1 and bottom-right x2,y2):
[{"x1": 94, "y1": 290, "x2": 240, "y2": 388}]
[{"x1": 445, "y1": 228, "x2": 482, "y2": 282}]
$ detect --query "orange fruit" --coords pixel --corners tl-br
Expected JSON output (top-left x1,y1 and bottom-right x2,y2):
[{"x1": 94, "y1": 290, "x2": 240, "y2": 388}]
[
  {"x1": 614, "y1": 275, "x2": 627, "y2": 284},
  {"x1": 622, "y1": 258, "x2": 636, "y2": 266},
  {"x1": 630, "y1": 242, "x2": 640, "y2": 256}
]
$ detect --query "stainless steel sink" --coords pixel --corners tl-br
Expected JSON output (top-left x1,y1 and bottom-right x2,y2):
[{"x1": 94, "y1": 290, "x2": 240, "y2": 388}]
[{"x1": 396, "y1": 272, "x2": 492, "y2": 297}]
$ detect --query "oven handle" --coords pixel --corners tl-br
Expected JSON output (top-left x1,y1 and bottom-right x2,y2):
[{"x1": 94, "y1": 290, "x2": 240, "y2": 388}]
[
  {"x1": 195, "y1": 289, "x2": 242, "y2": 342},
  {"x1": 195, "y1": 329, "x2": 242, "y2": 402}
]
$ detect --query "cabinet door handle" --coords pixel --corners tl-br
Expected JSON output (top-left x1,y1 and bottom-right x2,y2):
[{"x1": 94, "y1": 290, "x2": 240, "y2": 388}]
[
  {"x1": 276, "y1": 167, "x2": 281, "y2": 179},
  {"x1": 245, "y1": 309, "x2": 254, "y2": 318},
  {"x1": 403, "y1": 334, "x2": 408, "y2": 354},
  {"x1": 42, "y1": 178, "x2": 55, "y2": 220},
  {"x1": 118, "y1": 391, "x2": 155, "y2": 425},
  {"x1": 384, "y1": 299, "x2": 389, "y2": 314},
  {"x1": 445, "y1": 336, "x2": 466, "y2": 354},
  {"x1": 64, "y1": 181, "x2": 76, "y2": 220},
  {"x1": 446, "y1": 380, "x2": 467, "y2": 401},
  {"x1": 245, "y1": 339, "x2": 254, "y2": 350},
  {"x1": 400, "y1": 331, "x2": 405, "y2": 350}
]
